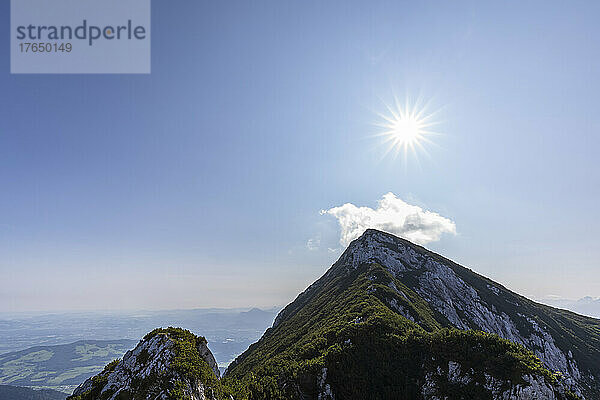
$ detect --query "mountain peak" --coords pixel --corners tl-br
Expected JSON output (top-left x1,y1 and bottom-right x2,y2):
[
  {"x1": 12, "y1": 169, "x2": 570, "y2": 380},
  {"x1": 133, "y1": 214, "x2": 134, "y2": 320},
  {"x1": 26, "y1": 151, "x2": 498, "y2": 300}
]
[
  {"x1": 232, "y1": 228, "x2": 599, "y2": 398},
  {"x1": 71, "y1": 230, "x2": 600, "y2": 399},
  {"x1": 337, "y1": 227, "x2": 432, "y2": 274},
  {"x1": 361, "y1": 227, "x2": 387, "y2": 236},
  {"x1": 350, "y1": 227, "x2": 427, "y2": 252},
  {"x1": 355, "y1": 228, "x2": 401, "y2": 242}
]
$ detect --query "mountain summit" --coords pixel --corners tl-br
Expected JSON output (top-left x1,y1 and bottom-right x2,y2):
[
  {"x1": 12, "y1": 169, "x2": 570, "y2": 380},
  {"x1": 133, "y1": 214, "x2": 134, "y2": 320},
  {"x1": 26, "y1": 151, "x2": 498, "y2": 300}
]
[
  {"x1": 69, "y1": 328, "x2": 222, "y2": 400},
  {"x1": 227, "y1": 229, "x2": 599, "y2": 399},
  {"x1": 72, "y1": 229, "x2": 600, "y2": 399}
]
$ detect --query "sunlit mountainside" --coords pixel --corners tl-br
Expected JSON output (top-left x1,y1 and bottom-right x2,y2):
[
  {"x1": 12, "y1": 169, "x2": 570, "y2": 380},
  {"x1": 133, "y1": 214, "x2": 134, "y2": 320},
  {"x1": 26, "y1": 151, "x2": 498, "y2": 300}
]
[{"x1": 69, "y1": 230, "x2": 600, "y2": 400}]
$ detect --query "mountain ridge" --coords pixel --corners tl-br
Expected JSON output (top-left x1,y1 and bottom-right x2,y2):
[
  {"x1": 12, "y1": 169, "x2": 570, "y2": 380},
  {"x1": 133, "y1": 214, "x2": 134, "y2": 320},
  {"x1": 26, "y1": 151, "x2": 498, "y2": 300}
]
[
  {"x1": 226, "y1": 229, "x2": 599, "y2": 398},
  {"x1": 70, "y1": 229, "x2": 600, "y2": 399}
]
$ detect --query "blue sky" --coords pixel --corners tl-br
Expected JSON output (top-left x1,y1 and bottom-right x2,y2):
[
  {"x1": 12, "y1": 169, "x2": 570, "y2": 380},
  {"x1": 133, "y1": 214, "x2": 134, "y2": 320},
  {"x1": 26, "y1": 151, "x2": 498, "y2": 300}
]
[{"x1": 1, "y1": 1, "x2": 599, "y2": 312}]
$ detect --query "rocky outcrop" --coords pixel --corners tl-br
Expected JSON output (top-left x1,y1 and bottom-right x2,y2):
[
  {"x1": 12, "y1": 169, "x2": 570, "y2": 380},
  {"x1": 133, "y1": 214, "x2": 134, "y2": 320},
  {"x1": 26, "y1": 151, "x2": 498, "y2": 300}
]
[
  {"x1": 69, "y1": 328, "x2": 221, "y2": 400},
  {"x1": 420, "y1": 360, "x2": 572, "y2": 400},
  {"x1": 251, "y1": 229, "x2": 599, "y2": 399}
]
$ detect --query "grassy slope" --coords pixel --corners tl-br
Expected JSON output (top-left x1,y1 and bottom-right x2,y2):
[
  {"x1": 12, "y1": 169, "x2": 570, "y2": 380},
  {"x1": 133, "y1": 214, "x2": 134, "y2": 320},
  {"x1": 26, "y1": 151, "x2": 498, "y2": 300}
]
[
  {"x1": 225, "y1": 263, "x2": 573, "y2": 399},
  {"x1": 69, "y1": 232, "x2": 599, "y2": 399}
]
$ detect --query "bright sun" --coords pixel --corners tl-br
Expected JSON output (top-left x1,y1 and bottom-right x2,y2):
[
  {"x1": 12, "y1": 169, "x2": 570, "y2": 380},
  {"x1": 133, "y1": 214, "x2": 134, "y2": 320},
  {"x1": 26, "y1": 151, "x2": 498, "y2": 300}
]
[
  {"x1": 391, "y1": 116, "x2": 421, "y2": 143},
  {"x1": 375, "y1": 97, "x2": 439, "y2": 161}
]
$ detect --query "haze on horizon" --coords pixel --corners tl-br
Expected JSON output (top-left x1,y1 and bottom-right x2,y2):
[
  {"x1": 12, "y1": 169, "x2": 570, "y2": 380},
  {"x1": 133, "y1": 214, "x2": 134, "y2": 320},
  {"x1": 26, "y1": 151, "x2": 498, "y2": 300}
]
[{"x1": 1, "y1": 1, "x2": 599, "y2": 313}]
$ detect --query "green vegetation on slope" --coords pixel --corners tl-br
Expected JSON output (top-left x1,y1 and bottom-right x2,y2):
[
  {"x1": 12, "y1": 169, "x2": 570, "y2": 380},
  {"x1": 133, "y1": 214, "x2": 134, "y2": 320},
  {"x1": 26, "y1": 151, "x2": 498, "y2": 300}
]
[
  {"x1": 375, "y1": 232, "x2": 600, "y2": 397},
  {"x1": 68, "y1": 328, "x2": 235, "y2": 400},
  {"x1": 69, "y1": 262, "x2": 580, "y2": 399},
  {"x1": 66, "y1": 357, "x2": 120, "y2": 400},
  {"x1": 68, "y1": 231, "x2": 598, "y2": 399},
  {"x1": 224, "y1": 263, "x2": 573, "y2": 399},
  {"x1": 144, "y1": 328, "x2": 231, "y2": 400}
]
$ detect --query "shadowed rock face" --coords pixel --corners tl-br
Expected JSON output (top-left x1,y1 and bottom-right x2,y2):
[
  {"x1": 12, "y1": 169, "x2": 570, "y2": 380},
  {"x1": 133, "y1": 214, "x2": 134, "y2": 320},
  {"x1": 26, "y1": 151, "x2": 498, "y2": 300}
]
[{"x1": 69, "y1": 328, "x2": 221, "y2": 400}]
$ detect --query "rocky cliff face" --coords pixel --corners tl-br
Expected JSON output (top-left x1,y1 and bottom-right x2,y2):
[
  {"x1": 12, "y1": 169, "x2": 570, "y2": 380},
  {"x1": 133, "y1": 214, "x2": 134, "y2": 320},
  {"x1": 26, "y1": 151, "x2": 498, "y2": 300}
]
[
  {"x1": 229, "y1": 229, "x2": 599, "y2": 399},
  {"x1": 69, "y1": 328, "x2": 222, "y2": 400},
  {"x1": 421, "y1": 361, "x2": 567, "y2": 400},
  {"x1": 333, "y1": 229, "x2": 598, "y2": 398}
]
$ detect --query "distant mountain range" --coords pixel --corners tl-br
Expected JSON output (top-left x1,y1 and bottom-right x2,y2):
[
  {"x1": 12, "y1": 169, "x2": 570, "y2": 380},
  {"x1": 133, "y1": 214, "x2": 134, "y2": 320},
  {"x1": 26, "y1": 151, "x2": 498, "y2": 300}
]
[
  {"x1": 68, "y1": 229, "x2": 600, "y2": 400},
  {"x1": 540, "y1": 297, "x2": 600, "y2": 319}
]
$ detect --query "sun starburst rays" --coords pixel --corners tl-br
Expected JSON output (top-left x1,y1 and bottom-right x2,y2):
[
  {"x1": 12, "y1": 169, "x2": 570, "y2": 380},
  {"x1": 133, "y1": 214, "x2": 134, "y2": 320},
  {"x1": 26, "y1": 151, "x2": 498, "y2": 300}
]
[{"x1": 374, "y1": 96, "x2": 441, "y2": 164}]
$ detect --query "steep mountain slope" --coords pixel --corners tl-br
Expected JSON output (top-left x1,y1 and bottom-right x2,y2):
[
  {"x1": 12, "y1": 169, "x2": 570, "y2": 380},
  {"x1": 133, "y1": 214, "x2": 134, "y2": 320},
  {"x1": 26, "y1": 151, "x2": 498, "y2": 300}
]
[
  {"x1": 225, "y1": 229, "x2": 600, "y2": 399},
  {"x1": 71, "y1": 229, "x2": 600, "y2": 399}
]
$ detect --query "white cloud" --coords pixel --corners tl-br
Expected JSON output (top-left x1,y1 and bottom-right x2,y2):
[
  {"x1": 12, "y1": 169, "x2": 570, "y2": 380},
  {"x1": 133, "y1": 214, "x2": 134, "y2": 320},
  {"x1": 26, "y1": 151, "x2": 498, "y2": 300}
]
[{"x1": 321, "y1": 192, "x2": 456, "y2": 247}]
